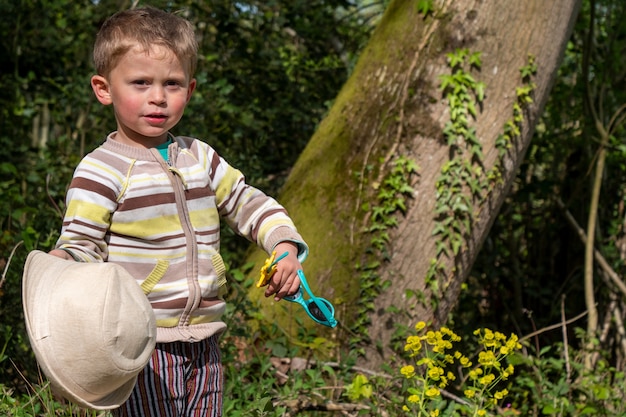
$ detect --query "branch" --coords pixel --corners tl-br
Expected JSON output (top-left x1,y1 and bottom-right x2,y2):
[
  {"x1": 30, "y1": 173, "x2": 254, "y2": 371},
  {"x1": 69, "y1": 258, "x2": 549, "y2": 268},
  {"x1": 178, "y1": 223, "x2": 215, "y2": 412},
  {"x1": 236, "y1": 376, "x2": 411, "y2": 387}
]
[
  {"x1": 611, "y1": 303, "x2": 626, "y2": 360},
  {"x1": 584, "y1": 135, "x2": 606, "y2": 369},
  {"x1": 46, "y1": 173, "x2": 64, "y2": 219},
  {"x1": 556, "y1": 197, "x2": 626, "y2": 298},
  {"x1": 561, "y1": 295, "x2": 571, "y2": 382},
  {"x1": 519, "y1": 310, "x2": 588, "y2": 343},
  {"x1": 280, "y1": 398, "x2": 370, "y2": 413},
  {"x1": 0, "y1": 241, "x2": 24, "y2": 291}
]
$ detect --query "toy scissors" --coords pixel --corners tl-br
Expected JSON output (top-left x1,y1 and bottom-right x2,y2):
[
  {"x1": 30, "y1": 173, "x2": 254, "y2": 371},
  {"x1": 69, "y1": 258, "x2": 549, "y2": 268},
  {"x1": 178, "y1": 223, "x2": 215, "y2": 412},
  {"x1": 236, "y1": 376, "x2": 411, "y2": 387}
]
[
  {"x1": 257, "y1": 251, "x2": 338, "y2": 328},
  {"x1": 284, "y1": 270, "x2": 338, "y2": 328}
]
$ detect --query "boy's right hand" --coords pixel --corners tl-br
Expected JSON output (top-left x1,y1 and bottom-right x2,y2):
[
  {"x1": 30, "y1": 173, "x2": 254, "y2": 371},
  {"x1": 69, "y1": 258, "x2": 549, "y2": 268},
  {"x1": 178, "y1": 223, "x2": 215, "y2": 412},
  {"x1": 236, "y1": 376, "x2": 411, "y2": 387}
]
[{"x1": 49, "y1": 249, "x2": 74, "y2": 261}]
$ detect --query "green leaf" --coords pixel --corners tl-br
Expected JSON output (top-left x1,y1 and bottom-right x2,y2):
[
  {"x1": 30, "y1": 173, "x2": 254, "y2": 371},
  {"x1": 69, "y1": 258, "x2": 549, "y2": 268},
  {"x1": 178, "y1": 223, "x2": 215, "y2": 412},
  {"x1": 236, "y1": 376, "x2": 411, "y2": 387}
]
[
  {"x1": 346, "y1": 374, "x2": 373, "y2": 401},
  {"x1": 420, "y1": 2, "x2": 435, "y2": 18}
]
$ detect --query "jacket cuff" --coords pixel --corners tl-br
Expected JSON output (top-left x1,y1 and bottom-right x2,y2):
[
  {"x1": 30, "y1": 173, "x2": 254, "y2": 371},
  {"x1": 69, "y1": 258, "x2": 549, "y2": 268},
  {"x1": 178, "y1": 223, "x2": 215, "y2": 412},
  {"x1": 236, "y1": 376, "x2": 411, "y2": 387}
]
[{"x1": 266, "y1": 226, "x2": 309, "y2": 263}]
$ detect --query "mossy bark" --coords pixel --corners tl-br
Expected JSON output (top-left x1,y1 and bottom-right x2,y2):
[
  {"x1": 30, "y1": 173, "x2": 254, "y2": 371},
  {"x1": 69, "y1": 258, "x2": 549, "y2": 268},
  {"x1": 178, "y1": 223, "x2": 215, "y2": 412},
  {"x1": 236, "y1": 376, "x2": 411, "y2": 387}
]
[{"x1": 246, "y1": 0, "x2": 582, "y2": 368}]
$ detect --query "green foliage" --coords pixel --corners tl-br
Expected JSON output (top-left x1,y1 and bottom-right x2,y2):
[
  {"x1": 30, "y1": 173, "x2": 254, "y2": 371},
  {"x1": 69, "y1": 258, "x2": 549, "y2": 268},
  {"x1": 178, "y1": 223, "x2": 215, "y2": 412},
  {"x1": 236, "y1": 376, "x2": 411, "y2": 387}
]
[
  {"x1": 399, "y1": 323, "x2": 521, "y2": 416},
  {"x1": 0, "y1": 381, "x2": 104, "y2": 417},
  {"x1": 458, "y1": 0, "x2": 626, "y2": 356},
  {"x1": 353, "y1": 156, "x2": 419, "y2": 344},
  {"x1": 4, "y1": 0, "x2": 626, "y2": 415},
  {"x1": 494, "y1": 54, "x2": 536, "y2": 159},
  {"x1": 346, "y1": 373, "x2": 373, "y2": 401},
  {"x1": 416, "y1": 0, "x2": 435, "y2": 17},
  {"x1": 425, "y1": 49, "x2": 487, "y2": 303},
  {"x1": 507, "y1": 334, "x2": 626, "y2": 416},
  {"x1": 430, "y1": 50, "x2": 536, "y2": 313}
]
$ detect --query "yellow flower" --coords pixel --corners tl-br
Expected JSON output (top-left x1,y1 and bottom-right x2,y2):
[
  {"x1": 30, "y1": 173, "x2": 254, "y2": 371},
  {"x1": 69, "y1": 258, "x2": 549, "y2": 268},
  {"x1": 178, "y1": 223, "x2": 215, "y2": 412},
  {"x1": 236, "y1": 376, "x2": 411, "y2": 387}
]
[
  {"x1": 482, "y1": 329, "x2": 497, "y2": 347},
  {"x1": 407, "y1": 335, "x2": 421, "y2": 344},
  {"x1": 430, "y1": 410, "x2": 440, "y2": 417},
  {"x1": 428, "y1": 367, "x2": 444, "y2": 380},
  {"x1": 425, "y1": 387, "x2": 441, "y2": 397},
  {"x1": 401, "y1": 365, "x2": 415, "y2": 379},
  {"x1": 440, "y1": 327, "x2": 461, "y2": 342},
  {"x1": 468, "y1": 368, "x2": 483, "y2": 380},
  {"x1": 407, "y1": 394, "x2": 420, "y2": 403},
  {"x1": 405, "y1": 335, "x2": 422, "y2": 355},
  {"x1": 506, "y1": 334, "x2": 521, "y2": 350},
  {"x1": 415, "y1": 321, "x2": 426, "y2": 331},
  {"x1": 464, "y1": 389, "x2": 475, "y2": 398},
  {"x1": 402, "y1": 405, "x2": 410, "y2": 412},
  {"x1": 478, "y1": 350, "x2": 498, "y2": 367},
  {"x1": 477, "y1": 410, "x2": 487, "y2": 416},
  {"x1": 479, "y1": 373, "x2": 495, "y2": 386},
  {"x1": 459, "y1": 356, "x2": 472, "y2": 367},
  {"x1": 417, "y1": 357, "x2": 433, "y2": 367},
  {"x1": 494, "y1": 389, "x2": 509, "y2": 400}
]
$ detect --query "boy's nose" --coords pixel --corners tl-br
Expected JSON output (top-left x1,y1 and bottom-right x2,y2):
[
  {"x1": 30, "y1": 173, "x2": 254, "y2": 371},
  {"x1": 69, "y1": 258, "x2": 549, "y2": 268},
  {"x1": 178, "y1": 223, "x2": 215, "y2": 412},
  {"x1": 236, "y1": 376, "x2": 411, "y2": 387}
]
[{"x1": 149, "y1": 87, "x2": 166, "y2": 105}]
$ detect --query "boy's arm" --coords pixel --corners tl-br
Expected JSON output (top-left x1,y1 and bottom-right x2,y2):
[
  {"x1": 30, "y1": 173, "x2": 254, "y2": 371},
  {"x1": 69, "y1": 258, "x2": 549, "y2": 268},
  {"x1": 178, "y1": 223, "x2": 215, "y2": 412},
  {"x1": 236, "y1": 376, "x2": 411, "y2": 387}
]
[
  {"x1": 52, "y1": 156, "x2": 117, "y2": 262},
  {"x1": 204, "y1": 145, "x2": 308, "y2": 299},
  {"x1": 208, "y1": 148, "x2": 308, "y2": 259}
]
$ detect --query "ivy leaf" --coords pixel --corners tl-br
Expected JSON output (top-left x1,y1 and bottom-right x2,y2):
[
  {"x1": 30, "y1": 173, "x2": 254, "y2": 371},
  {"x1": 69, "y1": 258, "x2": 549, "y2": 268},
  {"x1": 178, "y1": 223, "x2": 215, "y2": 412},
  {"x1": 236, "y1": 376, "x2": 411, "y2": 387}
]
[
  {"x1": 416, "y1": 0, "x2": 434, "y2": 17},
  {"x1": 469, "y1": 51, "x2": 483, "y2": 68},
  {"x1": 475, "y1": 82, "x2": 486, "y2": 102}
]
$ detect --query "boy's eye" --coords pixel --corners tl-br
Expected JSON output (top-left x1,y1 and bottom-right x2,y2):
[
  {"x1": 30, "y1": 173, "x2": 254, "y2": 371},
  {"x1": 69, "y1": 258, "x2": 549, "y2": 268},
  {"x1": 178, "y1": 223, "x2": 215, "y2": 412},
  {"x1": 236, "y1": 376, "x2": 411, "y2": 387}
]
[
  {"x1": 165, "y1": 80, "x2": 181, "y2": 87},
  {"x1": 132, "y1": 80, "x2": 149, "y2": 86}
]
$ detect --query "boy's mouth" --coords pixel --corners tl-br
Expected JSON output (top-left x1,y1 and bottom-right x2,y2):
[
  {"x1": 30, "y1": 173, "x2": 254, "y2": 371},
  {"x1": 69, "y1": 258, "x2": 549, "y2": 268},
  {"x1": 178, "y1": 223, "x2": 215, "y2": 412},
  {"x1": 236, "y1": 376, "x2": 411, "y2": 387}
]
[{"x1": 145, "y1": 114, "x2": 167, "y2": 123}]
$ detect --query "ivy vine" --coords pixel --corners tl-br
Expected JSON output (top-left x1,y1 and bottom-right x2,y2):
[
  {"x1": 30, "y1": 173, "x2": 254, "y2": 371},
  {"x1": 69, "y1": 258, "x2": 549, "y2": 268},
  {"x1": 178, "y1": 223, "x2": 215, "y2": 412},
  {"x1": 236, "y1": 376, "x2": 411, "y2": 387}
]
[
  {"x1": 425, "y1": 51, "x2": 537, "y2": 306},
  {"x1": 349, "y1": 45, "x2": 537, "y2": 346},
  {"x1": 353, "y1": 156, "x2": 419, "y2": 347}
]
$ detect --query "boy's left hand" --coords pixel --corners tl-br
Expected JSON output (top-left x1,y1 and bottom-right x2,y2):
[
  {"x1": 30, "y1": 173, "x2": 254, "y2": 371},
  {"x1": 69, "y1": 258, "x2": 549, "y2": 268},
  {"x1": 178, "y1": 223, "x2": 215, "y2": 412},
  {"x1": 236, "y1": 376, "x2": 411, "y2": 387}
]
[{"x1": 265, "y1": 242, "x2": 302, "y2": 301}]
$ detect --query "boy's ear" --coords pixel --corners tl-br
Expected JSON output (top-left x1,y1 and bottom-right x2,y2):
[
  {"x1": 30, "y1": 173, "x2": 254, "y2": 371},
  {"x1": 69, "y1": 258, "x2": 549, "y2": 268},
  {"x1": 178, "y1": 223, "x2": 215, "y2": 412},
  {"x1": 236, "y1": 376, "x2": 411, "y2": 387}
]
[
  {"x1": 91, "y1": 75, "x2": 112, "y2": 105},
  {"x1": 186, "y1": 78, "x2": 197, "y2": 103}
]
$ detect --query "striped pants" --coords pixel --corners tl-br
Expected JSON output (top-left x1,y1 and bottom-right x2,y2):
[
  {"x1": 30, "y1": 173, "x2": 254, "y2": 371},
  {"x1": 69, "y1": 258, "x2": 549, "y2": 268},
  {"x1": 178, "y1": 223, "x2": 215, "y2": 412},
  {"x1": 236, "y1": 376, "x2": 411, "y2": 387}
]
[{"x1": 112, "y1": 335, "x2": 223, "y2": 417}]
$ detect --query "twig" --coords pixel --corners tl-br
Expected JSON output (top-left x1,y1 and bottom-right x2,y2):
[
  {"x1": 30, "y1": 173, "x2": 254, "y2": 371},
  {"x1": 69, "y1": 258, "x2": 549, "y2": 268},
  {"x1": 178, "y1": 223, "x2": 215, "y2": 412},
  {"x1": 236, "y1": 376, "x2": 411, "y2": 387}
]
[
  {"x1": 561, "y1": 295, "x2": 571, "y2": 382},
  {"x1": 46, "y1": 173, "x2": 64, "y2": 219},
  {"x1": 0, "y1": 241, "x2": 24, "y2": 291},
  {"x1": 520, "y1": 310, "x2": 588, "y2": 343},
  {"x1": 274, "y1": 357, "x2": 471, "y2": 409},
  {"x1": 280, "y1": 398, "x2": 370, "y2": 413},
  {"x1": 440, "y1": 388, "x2": 470, "y2": 407},
  {"x1": 556, "y1": 197, "x2": 626, "y2": 298},
  {"x1": 612, "y1": 303, "x2": 626, "y2": 360}
]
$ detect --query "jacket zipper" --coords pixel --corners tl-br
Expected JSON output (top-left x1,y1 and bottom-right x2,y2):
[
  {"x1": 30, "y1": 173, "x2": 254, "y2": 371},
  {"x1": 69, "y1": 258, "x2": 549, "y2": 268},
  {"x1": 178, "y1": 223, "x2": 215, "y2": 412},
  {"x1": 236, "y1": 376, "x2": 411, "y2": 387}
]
[{"x1": 152, "y1": 148, "x2": 201, "y2": 329}]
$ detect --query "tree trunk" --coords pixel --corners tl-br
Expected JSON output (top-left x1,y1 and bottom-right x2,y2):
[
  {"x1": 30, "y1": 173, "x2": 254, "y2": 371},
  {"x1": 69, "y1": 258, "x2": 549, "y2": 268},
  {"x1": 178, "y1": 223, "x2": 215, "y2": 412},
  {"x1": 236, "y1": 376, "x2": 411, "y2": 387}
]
[{"x1": 247, "y1": 0, "x2": 582, "y2": 368}]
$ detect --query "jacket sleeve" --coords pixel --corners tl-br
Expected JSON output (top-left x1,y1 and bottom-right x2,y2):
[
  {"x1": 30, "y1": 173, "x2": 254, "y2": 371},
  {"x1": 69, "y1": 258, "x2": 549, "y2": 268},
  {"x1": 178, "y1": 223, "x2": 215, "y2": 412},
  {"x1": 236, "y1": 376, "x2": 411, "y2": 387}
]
[
  {"x1": 205, "y1": 146, "x2": 309, "y2": 262},
  {"x1": 54, "y1": 155, "x2": 119, "y2": 262}
]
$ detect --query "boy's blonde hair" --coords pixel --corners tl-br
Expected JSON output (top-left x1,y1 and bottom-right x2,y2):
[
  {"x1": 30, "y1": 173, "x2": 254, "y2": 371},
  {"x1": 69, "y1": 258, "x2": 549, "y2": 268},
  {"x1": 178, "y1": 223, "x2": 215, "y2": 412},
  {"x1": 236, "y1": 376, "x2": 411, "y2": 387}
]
[{"x1": 93, "y1": 7, "x2": 198, "y2": 78}]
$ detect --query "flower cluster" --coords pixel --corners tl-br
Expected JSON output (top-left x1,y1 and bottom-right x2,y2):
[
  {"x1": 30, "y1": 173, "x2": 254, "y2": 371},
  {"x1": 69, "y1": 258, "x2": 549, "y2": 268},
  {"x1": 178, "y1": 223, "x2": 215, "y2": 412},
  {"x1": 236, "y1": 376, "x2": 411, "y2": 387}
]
[
  {"x1": 399, "y1": 322, "x2": 522, "y2": 416},
  {"x1": 462, "y1": 328, "x2": 521, "y2": 412}
]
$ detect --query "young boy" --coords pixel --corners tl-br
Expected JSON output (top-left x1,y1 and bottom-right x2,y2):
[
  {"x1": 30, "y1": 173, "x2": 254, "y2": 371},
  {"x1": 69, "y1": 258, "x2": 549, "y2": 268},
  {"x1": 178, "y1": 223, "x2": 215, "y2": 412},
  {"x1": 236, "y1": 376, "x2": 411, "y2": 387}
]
[{"x1": 49, "y1": 6, "x2": 308, "y2": 416}]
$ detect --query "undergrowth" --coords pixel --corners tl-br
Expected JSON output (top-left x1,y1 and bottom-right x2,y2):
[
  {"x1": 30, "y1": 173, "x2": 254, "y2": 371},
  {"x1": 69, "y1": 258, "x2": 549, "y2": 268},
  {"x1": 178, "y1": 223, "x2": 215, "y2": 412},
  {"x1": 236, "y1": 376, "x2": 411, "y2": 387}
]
[{"x1": 2, "y1": 260, "x2": 625, "y2": 416}]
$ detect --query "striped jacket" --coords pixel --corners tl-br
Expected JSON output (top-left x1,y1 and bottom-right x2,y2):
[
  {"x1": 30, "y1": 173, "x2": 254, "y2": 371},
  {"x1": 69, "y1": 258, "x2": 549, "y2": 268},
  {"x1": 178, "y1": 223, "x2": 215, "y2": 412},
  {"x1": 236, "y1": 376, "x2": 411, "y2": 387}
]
[{"x1": 56, "y1": 134, "x2": 308, "y2": 343}]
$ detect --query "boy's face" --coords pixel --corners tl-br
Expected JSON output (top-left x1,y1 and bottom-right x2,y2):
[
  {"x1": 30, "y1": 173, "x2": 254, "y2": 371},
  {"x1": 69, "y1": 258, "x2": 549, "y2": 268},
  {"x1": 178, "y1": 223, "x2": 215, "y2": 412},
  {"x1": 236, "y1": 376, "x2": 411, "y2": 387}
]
[{"x1": 91, "y1": 45, "x2": 196, "y2": 148}]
